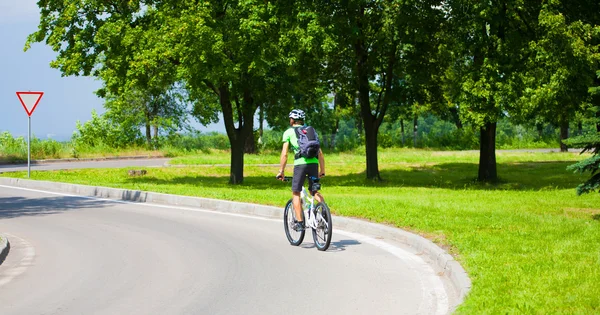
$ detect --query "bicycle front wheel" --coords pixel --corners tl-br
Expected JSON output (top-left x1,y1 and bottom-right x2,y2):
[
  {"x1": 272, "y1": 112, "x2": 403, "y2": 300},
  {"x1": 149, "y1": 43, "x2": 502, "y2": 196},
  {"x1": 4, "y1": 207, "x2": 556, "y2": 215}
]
[
  {"x1": 283, "y1": 199, "x2": 305, "y2": 246},
  {"x1": 312, "y1": 202, "x2": 332, "y2": 251}
]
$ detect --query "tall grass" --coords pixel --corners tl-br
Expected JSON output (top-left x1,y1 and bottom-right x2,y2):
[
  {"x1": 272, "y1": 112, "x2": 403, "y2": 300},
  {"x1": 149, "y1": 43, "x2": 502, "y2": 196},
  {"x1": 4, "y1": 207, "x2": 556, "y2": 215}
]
[{"x1": 0, "y1": 131, "x2": 164, "y2": 162}]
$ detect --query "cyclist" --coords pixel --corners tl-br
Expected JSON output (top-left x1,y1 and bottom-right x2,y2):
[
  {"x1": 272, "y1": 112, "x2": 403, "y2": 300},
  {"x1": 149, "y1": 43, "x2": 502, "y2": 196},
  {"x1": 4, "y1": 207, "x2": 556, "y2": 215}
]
[{"x1": 277, "y1": 109, "x2": 326, "y2": 231}]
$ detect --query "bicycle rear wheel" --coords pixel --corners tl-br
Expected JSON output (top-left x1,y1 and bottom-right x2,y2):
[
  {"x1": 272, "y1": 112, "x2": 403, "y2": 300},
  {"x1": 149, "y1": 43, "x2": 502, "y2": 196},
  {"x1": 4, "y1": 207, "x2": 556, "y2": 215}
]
[
  {"x1": 283, "y1": 199, "x2": 305, "y2": 246},
  {"x1": 312, "y1": 202, "x2": 332, "y2": 251}
]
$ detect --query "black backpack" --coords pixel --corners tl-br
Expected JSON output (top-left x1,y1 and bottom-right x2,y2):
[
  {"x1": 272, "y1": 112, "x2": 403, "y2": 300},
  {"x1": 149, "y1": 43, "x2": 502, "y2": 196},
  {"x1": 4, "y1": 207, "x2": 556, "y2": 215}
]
[{"x1": 294, "y1": 126, "x2": 320, "y2": 159}]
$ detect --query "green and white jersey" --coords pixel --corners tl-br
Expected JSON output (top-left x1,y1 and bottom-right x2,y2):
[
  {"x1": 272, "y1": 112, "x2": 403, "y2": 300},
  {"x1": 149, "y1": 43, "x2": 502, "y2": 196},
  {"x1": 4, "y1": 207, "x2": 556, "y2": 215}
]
[{"x1": 282, "y1": 126, "x2": 319, "y2": 166}]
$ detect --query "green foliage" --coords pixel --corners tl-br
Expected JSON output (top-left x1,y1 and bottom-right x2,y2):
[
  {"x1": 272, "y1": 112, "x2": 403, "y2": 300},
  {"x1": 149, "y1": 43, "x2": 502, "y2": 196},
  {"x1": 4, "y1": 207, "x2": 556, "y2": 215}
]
[
  {"x1": 334, "y1": 119, "x2": 362, "y2": 152},
  {"x1": 0, "y1": 131, "x2": 64, "y2": 160},
  {"x1": 259, "y1": 129, "x2": 284, "y2": 151},
  {"x1": 72, "y1": 110, "x2": 143, "y2": 150},
  {"x1": 520, "y1": 2, "x2": 600, "y2": 128},
  {"x1": 566, "y1": 133, "x2": 600, "y2": 194},
  {"x1": 0, "y1": 131, "x2": 27, "y2": 158}
]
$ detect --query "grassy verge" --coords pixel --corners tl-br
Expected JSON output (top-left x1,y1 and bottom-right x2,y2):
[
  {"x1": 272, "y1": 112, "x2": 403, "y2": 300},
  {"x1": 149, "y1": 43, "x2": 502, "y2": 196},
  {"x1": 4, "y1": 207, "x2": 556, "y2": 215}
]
[
  {"x1": 2, "y1": 149, "x2": 599, "y2": 313},
  {"x1": 170, "y1": 147, "x2": 585, "y2": 165}
]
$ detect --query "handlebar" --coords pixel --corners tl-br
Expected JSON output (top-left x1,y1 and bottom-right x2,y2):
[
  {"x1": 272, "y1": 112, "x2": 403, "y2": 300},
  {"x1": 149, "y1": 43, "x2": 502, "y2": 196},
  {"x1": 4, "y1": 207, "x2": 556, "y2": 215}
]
[
  {"x1": 276, "y1": 175, "x2": 293, "y2": 182},
  {"x1": 276, "y1": 175, "x2": 321, "y2": 183}
]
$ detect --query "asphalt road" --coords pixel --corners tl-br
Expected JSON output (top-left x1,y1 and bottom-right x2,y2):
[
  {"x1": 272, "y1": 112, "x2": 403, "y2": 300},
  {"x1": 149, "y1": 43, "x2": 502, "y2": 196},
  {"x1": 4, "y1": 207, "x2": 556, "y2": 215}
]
[
  {"x1": 0, "y1": 185, "x2": 451, "y2": 315},
  {"x1": 0, "y1": 158, "x2": 170, "y2": 173}
]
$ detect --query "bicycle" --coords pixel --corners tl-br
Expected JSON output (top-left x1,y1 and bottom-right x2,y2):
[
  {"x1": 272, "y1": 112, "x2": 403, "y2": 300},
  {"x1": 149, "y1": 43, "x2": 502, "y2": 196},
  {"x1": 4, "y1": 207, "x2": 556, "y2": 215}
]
[{"x1": 277, "y1": 176, "x2": 333, "y2": 251}]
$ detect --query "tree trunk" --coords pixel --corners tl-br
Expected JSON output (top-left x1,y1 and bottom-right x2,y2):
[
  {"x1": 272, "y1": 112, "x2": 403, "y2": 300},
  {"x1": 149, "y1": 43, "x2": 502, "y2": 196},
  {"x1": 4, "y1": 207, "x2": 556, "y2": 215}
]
[
  {"x1": 400, "y1": 119, "x2": 405, "y2": 146},
  {"x1": 560, "y1": 121, "x2": 569, "y2": 152},
  {"x1": 258, "y1": 104, "x2": 264, "y2": 145},
  {"x1": 330, "y1": 119, "x2": 339, "y2": 150},
  {"x1": 244, "y1": 130, "x2": 256, "y2": 154},
  {"x1": 478, "y1": 122, "x2": 497, "y2": 182},
  {"x1": 230, "y1": 134, "x2": 245, "y2": 184},
  {"x1": 145, "y1": 122, "x2": 152, "y2": 148},
  {"x1": 449, "y1": 107, "x2": 463, "y2": 129},
  {"x1": 364, "y1": 119, "x2": 380, "y2": 180},
  {"x1": 413, "y1": 116, "x2": 418, "y2": 148},
  {"x1": 219, "y1": 84, "x2": 256, "y2": 184},
  {"x1": 577, "y1": 121, "x2": 583, "y2": 136},
  {"x1": 356, "y1": 34, "x2": 380, "y2": 180},
  {"x1": 536, "y1": 123, "x2": 544, "y2": 139},
  {"x1": 596, "y1": 109, "x2": 600, "y2": 132},
  {"x1": 356, "y1": 116, "x2": 363, "y2": 137}
]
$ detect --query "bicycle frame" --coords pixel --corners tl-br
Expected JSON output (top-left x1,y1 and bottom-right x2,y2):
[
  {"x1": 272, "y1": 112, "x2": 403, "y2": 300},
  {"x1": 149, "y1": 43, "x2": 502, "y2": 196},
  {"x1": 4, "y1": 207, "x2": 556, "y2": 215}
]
[
  {"x1": 279, "y1": 175, "x2": 332, "y2": 251},
  {"x1": 300, "y1": 186, "x2": 320, "y2": 230},
  {"x1": 280, "y1": 175, "x2": 323, "y2": 230}
]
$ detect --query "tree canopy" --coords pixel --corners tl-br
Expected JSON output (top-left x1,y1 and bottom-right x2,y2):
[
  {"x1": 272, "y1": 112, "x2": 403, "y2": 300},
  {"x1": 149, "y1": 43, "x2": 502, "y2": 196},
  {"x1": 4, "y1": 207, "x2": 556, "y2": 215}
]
[{"x1": 27, "y1": 0, "x2": 600, "y2": 185}]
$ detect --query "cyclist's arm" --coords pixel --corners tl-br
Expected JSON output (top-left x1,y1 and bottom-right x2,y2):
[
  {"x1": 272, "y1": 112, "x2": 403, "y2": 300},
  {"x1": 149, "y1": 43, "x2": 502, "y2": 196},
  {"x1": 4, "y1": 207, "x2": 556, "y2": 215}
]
[
  {"x1": 278, "y1": 142, "x2": 290, "y2": 177},
  {"x1": 318, "y1": 149, "x2": 325, "y2": 177}
]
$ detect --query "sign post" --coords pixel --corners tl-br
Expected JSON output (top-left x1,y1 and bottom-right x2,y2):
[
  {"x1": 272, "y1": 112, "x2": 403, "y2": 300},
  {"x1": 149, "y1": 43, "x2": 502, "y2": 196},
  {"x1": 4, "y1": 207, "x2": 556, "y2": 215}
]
[{"x1": 16, "y1": 92, "x2": 44, "y2": 178}]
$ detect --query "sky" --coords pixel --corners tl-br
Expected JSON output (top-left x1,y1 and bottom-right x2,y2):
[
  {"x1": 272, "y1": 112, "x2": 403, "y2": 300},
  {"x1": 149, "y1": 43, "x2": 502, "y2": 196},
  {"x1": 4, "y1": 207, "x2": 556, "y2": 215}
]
[{"x1": 0, "y1": 0, "x2": 223, "y2": 141}]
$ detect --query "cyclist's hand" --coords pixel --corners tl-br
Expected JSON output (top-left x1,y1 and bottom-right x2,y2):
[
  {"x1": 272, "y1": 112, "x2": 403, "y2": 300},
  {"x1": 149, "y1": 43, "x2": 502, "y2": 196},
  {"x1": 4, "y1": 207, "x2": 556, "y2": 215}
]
[
  {"x1": 319, "y1": 172, "x2": 325, "y2": 178},
  {"x1": 276, "y1": 171, "x2": 284, "y2": 180}
]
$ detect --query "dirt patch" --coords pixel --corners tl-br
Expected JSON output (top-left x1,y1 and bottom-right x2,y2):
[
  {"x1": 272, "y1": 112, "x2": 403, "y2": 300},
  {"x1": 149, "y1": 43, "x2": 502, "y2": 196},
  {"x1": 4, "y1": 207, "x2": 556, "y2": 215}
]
[{"x1": 564, "y1": 208, "x2": 600, "y2": 220}]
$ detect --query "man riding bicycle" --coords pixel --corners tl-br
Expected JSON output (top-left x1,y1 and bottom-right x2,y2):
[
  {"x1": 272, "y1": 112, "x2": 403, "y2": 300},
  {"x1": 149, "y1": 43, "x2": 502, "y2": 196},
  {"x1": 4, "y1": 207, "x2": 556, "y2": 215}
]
[{"x1": 277, "y1": 109, "x2": 326, "y2": 231}]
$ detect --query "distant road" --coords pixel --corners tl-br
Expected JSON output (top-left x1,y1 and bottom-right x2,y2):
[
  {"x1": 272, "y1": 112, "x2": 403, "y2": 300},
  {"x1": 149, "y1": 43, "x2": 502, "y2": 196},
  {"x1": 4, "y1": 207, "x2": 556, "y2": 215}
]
[
  {"x1": 0, "y1": 148, "x2": 582, "y2": 174},
  {"x1": 0, "y1": 158, "x2": 170, "y2": 173}
]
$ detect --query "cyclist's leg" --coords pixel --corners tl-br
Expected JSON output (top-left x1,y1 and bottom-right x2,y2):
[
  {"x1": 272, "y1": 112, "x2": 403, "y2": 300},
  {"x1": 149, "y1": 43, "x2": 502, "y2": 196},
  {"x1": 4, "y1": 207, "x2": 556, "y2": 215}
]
[
  {"x1": 292, "y1": 164, "x2": 308, "y2": 225},
  {"x1": 307, "y1": 163, "x2": 324, "y2": 203}
]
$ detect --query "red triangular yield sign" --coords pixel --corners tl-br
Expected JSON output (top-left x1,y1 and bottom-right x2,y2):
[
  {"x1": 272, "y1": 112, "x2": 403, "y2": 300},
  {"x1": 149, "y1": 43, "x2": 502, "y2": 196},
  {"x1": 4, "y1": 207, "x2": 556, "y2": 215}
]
[{"x1": 16, "y1": 91, "x2": 44, "y2": 117}]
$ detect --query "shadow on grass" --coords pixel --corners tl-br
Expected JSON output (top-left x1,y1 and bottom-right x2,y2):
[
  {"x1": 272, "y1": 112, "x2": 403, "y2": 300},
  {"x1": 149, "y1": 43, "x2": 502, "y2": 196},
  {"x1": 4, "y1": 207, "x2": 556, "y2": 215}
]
[
  {"x1": 125, "y1": 161, "x2": 584, "y2": 191},
  {"x1": 0, "y1": 196, "x2": 112, "y2": 220}
]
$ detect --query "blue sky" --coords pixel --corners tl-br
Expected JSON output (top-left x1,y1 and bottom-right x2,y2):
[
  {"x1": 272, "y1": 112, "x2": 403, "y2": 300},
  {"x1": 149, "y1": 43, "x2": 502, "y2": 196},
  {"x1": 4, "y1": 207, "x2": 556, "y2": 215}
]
[{"x1": 0, "y1": 1, "x2": 222, "y2": 141}]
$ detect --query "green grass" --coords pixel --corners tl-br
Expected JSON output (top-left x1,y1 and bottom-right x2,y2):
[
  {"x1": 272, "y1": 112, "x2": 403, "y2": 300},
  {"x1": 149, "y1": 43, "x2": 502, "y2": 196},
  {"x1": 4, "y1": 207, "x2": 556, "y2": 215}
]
[
  {"x1": 170, "y1": 147, "x2": 585, "y2": 166},
  {"x1": 2, "y1": 148, "x2": 600, "y2": 313}
]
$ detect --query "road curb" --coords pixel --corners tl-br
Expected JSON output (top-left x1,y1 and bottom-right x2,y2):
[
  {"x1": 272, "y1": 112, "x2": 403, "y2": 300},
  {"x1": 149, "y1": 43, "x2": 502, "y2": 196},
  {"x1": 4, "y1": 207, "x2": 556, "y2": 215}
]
[
  {"x1": 0, "y1": 235, "x2": 9, "y2": 266},
  {"x1": 0, "y1": 177, "x2": 471, "y2": 310}
]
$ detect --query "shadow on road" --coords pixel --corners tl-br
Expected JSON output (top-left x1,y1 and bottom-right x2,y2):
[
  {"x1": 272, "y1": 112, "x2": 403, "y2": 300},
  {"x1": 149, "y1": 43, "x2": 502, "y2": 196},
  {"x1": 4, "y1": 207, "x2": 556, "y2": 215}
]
[
  {"x1": 297, "y1": 239, "x2": 361, "y2": 252},
  {"x1": 327, "y1": 239, "x2": 361, "y2": 252},
  {"x1": 0, "y1": 196, "x2": 112, "y2": 220}
]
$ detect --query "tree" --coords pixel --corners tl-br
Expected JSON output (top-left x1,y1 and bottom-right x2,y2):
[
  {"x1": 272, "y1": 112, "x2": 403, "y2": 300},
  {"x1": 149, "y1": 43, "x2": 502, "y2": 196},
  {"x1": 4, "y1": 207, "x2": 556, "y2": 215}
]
[
  {"x1": 101, "y1": 86, "x2": 190, "y2": 148},
  {"x1": 27, "y1": 0, "x2": 302, "y2": 184},
  {"x1": 521, "y1": 2, "x2": 600, "y2": 152},
  {"x1": 566, "y1": 135, "x2": 600, "y2": 195},
  {"x1": 443, "y1": 0, "x2": 542, "y2": 182},
  {"x1": 300, "y1": 0, "x2": 444, "y2": 180},
  {"x1": 71, "y1": 110, "x2": 142, "y2": 149}
]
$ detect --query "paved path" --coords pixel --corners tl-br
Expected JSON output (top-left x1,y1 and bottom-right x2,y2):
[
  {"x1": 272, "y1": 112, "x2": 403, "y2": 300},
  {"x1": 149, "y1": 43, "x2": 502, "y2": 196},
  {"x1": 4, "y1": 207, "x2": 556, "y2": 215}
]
[
  {"x1": 0, "y1": 158, "x2": 170, "y2": 173},
  {"x1": 0, "y1": 185, "x2": 452, "y2": 315}
]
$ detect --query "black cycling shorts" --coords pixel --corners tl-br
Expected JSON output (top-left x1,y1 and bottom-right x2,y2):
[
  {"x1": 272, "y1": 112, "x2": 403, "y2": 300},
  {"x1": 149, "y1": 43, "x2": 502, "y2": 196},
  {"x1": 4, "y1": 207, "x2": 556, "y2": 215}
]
[{"x1": 292, "y1": 163, "x2": 319, "y2": 193}]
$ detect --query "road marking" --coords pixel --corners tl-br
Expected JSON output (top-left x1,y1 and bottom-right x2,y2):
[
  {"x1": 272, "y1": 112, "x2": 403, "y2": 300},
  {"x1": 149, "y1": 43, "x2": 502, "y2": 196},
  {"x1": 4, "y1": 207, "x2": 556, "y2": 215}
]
[
  {"x1": 0, "y1": 233, "x2": 36, "y2": 288},
  {"x1": 337, "y1": 230, "x2": 449, "y2": 315},
  {"x1": 0, "y1": 184, "x2": 450, "y2": 314}
]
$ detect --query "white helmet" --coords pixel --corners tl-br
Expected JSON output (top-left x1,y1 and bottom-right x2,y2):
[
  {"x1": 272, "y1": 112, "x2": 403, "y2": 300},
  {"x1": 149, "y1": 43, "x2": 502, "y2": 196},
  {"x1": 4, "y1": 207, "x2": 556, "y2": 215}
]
[{"x1": 289, "y1": 109, "x2": 306, "y2": 120}]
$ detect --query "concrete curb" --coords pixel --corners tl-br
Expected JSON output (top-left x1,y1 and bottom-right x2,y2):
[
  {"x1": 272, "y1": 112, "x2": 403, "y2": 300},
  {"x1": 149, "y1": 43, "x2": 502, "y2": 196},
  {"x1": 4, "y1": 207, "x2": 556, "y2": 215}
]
[
  {"x1": 0, "y1": 177, "x2": 471, "y2": 309},
  {"x1": 0, "y1": 235, "x2": 9, "y2": 266},
  {"x1": 0, "y1": 155, "x2": 166, "y2": 166}
]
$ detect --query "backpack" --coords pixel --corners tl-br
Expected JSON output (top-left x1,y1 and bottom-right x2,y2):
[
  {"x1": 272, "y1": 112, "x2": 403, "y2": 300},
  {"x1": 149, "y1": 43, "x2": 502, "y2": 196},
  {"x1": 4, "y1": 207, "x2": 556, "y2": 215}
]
[{"x1": 294, "y1": 126, "x2": 320, "y2": 159}]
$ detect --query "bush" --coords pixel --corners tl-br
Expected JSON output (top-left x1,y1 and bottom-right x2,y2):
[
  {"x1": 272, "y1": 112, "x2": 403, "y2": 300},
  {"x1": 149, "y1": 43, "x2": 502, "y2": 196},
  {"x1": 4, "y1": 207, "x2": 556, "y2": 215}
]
[
  {"x1": 0, "y1": 131, "x2": 27, "y2": 157},
  {"x1": 71, "y1": 110, "x2": 142, "y2": 150},
  {"x1": 260, "y1": 129, "x2": 284, "y2": 151},
  {"x1": 335, "y1": 119, "x2": 362, "y2": 151}
]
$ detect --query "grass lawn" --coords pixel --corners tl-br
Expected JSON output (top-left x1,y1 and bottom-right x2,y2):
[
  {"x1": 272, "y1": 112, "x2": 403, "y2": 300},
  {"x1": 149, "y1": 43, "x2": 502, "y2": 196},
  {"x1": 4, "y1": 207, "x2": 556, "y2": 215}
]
[{"x1": 3, "y1": 148, "x2": 600, "y2": 313}]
